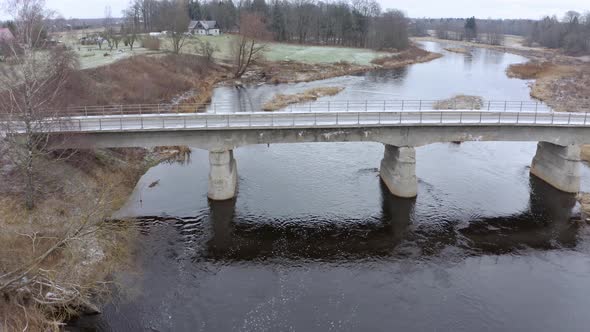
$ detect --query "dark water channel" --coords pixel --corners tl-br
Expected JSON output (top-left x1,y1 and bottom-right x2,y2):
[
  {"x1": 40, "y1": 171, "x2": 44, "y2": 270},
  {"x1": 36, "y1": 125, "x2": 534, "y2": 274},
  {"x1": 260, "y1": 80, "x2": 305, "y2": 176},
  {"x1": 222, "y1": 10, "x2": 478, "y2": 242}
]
[{"x1": 71, "y1": 42, "x2": 590, "y2": 331}]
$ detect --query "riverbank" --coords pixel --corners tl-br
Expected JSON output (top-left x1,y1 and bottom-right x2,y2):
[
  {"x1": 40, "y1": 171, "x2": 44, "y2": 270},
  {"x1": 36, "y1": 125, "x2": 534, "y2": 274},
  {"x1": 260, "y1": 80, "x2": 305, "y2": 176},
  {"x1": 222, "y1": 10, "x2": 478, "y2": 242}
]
[
  {"x1": 232, "y1": 44, "x2": 442, "y2": 85},
  {"x1": 0, "y1": 146, "x2": 189, "y2": 330},
  {"x1": 414, "y1": 36, "x2": 590, "y2": 114}
]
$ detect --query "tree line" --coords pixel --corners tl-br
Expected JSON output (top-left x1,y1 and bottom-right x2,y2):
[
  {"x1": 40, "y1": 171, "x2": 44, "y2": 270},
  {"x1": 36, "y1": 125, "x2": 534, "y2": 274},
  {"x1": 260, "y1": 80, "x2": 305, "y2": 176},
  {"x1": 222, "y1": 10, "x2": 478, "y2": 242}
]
[
  {"x1": 526, "y1": 11, "x2": 590, "y2": 54},
  {"x1": 124, "y1": 0, "x2": 410, "y2": 51},
  {"x1": 417, "y1": 11, "x2": 590, "y2": 53}
]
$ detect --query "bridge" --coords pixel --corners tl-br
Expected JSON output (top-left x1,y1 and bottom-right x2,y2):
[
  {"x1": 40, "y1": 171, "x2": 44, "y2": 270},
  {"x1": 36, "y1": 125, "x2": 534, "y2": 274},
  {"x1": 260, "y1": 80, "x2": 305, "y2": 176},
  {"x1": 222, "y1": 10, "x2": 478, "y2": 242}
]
[{"x1": 5, "y1": 100, "x2": 590, "y2": 200}]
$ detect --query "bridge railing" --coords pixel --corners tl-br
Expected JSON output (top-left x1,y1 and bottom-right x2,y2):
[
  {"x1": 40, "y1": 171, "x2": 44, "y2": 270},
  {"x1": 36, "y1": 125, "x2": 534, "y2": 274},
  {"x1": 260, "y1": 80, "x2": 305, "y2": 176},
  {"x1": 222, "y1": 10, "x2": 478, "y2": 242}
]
[
  {"x1": 2, "y1": 100, "x2": 564, "y2": 117},
  {"x1": 9, "y1": 110, "x2": 590, "y2": 133}
]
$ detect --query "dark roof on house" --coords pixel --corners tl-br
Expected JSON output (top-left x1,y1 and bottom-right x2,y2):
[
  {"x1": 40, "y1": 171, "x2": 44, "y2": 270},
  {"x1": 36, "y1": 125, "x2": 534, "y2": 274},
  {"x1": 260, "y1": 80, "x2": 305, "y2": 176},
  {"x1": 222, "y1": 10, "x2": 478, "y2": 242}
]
[{"x1": 188, "y1": 20, "x2": 218, "y2": 30}]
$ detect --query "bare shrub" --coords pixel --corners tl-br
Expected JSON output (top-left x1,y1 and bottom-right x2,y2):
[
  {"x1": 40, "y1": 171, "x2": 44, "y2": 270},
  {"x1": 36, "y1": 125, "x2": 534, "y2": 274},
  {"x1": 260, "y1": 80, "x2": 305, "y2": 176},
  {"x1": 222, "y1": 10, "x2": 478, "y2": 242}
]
[
  {"x1": 232, "y1": 13, "x2": 271, "y2": 78},
  {"x1": 141, "y1": 36, "x2": 161, "y2": 50}
]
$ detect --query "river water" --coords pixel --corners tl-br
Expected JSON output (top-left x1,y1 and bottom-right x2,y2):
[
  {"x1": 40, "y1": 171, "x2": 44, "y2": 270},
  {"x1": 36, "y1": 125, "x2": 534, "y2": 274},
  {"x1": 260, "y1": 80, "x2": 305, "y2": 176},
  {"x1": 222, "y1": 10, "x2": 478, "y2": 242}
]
[{"x1": 72, "y1": 42, "x2": 590, "y2": 331}]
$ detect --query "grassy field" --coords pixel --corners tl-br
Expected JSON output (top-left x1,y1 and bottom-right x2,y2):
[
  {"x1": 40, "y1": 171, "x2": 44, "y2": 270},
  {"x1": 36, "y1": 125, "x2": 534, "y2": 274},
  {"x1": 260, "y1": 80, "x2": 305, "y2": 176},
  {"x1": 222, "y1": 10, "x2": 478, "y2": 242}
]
[
  {"x1": 54, "y1": 29, "x2": 161, "y2": 69},
  {"x1": 164, "y1": 34, "x2": 389, "y2": 66},
  {"x1": 54, "y1": 29, "x2": 390, "y2": 69}
]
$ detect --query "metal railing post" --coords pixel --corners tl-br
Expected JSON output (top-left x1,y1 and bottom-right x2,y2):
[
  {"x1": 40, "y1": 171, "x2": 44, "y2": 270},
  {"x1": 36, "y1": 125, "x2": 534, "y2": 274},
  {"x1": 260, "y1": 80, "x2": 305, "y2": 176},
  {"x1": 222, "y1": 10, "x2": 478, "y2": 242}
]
[
  {"x1": 585, "y1": 112, "x2": 588, "y2": 125},
  {"x1": 459, "y1": 112, "x2": 463, "y2": 123},
  {"x1": 419, "y1": 100, "x2": 422, "y2": 111},
  {"x1": 141, "y1": 116, "x2": 144, "y2": 129},
  {"x1": 99, "y1": 118, "x2": 102, "y2": 130},
  {"x1": 227, "y1": 114, "x2": 230, "y2": 127},
  {"x1": 504, "y1": 101, "x2": 507, "y2": 112},
  {"x1": 401, "y1": 100, "x2": 404, "y2": 111},
  {"x1": 378, "y1": 112, "x2": 381, "y2": 124},
  {"x1": 519, "y1": 101, "x2": 523, "y2": 112},
  {"x1": 440, "y1": 112, "x2": 443, "y2": 124},
  {"x1": 346, "y1": 101, "x2": 349, "y2": 112},
  {"x1": 516, "y1": 112, "x2": 520, "y2": 124},
  {"x1": 568, "y1": 113, "x2": 572, "y2": 125},
  {"x1": 383, "y1": 100, "x2": 386, "y2": 111},
  {"x1": 479, "y1": 111, "x2": 482, "y2": 123}
]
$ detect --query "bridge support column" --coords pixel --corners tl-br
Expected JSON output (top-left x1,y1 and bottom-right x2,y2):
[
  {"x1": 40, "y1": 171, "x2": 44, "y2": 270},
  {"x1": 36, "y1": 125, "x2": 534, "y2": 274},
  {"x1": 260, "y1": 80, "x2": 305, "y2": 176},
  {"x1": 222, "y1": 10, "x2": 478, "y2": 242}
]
[
  {"x1": 208, "y1": 149, "x2": 238, "y2": 200},
  {"x1": 380, "y1": 145, "x2": 418, "y2": 198},
  {"x1": 530, "y1": 142, "x2": 580, "y2": 193}
]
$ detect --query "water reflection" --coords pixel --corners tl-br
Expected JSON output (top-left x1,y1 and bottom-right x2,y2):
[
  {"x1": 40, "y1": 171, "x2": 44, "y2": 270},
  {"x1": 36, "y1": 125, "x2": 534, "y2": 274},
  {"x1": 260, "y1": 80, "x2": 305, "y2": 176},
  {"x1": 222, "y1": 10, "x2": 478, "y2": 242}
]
[
  {"x1": 206, "y1": 183, "x2": 415, "y2": 260},
  {"x1": 135, "y1": 174, "x2": 581, "y2": 264},
  {"x1": 459, "y1": 175, "x2": 579, "y2": 253},
  {"x1": 359, "y1": 67, "x2": 409, "y2": 85}
]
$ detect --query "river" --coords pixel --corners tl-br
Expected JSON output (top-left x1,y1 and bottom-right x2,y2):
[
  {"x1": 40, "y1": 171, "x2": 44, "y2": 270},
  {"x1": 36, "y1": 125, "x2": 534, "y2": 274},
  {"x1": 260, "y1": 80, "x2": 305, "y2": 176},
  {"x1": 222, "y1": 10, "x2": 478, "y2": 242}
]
[{"x1": 71, "y1": 42, "x2": 590, "y2": 331}]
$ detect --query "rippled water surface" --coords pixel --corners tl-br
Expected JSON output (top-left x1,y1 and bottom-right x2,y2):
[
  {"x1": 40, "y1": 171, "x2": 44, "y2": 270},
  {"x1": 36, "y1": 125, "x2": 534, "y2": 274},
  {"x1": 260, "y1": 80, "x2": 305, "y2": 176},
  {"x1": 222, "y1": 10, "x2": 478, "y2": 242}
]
[{"x1": 71, "y1": 42, "x2": 590, "y2": 331}]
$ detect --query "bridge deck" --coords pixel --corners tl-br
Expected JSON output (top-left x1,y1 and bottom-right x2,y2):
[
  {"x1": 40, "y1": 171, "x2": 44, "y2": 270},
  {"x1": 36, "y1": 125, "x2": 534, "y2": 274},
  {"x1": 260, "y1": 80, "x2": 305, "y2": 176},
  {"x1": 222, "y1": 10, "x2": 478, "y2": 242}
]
[{"x1": 28, "y1": 110, "x2": 590, "y2": 133}]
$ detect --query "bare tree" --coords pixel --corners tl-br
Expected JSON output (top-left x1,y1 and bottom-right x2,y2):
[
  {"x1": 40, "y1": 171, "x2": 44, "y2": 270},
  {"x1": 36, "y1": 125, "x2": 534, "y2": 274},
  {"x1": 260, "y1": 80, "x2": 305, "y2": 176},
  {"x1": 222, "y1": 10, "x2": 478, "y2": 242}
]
[
  {"x1": 123, "y1": 4, "x2": 141, "y2": 50},
  {"x1": 232, "y1": 12, "x2": 270, "y2": 78},
  {"x1": 102, "y1": 6, "x2": 116, "y2": 51},
  {"x1": 195, "y1": 37, "x2": 219, "y2": 63},
  {"x1": 160, "y1": 0, "x2": 190, "y2": 54},
  {"x1": 0, "y1": 0, "x2": 78, "y2": 210}
]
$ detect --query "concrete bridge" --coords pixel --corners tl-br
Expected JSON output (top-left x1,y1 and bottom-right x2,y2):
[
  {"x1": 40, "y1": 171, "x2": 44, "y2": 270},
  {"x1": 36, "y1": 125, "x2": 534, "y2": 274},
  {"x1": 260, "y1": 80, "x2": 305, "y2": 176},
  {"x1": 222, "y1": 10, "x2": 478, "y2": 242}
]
[{"x1": 12, "y1": 104, "x2": 590, "y2": 200}]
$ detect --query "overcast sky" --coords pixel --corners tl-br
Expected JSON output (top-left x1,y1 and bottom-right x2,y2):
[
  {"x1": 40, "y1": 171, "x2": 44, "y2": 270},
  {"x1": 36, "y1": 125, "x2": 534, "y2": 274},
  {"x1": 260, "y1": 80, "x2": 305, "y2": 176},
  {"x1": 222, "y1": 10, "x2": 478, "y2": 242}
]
[{"x1": 1, "y1": 0, "x2": 589, "y2": 20}]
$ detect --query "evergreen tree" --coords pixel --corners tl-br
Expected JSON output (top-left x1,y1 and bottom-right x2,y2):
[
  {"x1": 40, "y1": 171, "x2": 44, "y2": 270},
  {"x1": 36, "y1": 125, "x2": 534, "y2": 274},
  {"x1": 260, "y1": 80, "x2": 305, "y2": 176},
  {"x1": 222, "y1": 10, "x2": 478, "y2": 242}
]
[
  {"x1": 465, "y1": 16, "x2": 477, "y2": 40},
  {"x1": 189, "y1": 0, "x2": 202, "y2": 20}
]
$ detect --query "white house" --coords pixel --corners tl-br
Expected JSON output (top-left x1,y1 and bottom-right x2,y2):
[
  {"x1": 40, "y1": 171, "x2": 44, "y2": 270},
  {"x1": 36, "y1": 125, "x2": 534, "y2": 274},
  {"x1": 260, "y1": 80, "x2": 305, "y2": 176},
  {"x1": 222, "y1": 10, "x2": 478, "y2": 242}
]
[{"x1": 188, "y1": 21, "x2": 220, "y2": 36}]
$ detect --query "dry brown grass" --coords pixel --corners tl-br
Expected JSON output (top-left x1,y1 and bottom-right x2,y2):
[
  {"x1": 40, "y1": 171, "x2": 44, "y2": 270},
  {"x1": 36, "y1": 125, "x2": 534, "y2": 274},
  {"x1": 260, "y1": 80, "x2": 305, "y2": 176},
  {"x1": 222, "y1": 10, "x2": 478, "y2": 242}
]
[
  {"x1": 371, "y1": 45, "x2": 442, "y2": 67},
  {"x1": 434, "y1": 95, "x2": 484, "y2": 110},
  {"x1": 581, "y1": 145, "x2": 590, "y2": 163},
  {"x1": 506, "y1": 61, "x2": 561, "y2": 79},
  {"x1": 262, "y1": 87, "x2": 344, "y2": 111},
  {"x1": 0, "y1": 148, "x2": 148, "y2": 330},
  {"x1": 256, "y1": 45, "x2": 441, "y2": 85},
  {"x1": 444, "y1": 47, "x2": 471, "y2": 55},
  {"x1": 141, "y1": 36, "x2": 161, "y2": 51},
  {"x1": 53, "y1": 54, "x2": 225, "y2": 108}
]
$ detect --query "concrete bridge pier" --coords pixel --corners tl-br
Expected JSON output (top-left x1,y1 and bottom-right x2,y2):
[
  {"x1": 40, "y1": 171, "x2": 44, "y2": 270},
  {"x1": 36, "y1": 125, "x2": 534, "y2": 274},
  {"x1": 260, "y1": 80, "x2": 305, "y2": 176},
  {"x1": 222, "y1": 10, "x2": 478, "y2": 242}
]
[
  {"x1": 208, "y1": 149, "x2": 238, "y2": 200},
  {"x1": 530, "y1": 142, "x2": 581, "y2": 193},
  {"x1": 380, "y1": 145, "x2": 418, "y2": 198}
]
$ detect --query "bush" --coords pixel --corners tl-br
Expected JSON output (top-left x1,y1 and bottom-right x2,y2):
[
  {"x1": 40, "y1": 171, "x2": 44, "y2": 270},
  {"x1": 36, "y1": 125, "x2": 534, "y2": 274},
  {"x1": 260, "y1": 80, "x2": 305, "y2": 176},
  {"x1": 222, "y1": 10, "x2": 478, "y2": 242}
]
[{"x1": 141, "y1": 36, "x2": 161, "y2": 51}]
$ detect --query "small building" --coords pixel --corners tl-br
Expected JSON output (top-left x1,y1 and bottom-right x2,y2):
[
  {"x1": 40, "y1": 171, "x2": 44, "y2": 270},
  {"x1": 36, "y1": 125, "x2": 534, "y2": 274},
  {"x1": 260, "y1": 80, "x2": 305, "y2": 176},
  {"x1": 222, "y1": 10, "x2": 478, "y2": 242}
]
[
  {"x1": 0, "y1": 28, "x2": 15, "y2": 42},
  {"x1": 188, "y1": 20, "x2": 220, "y2": 36}
]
